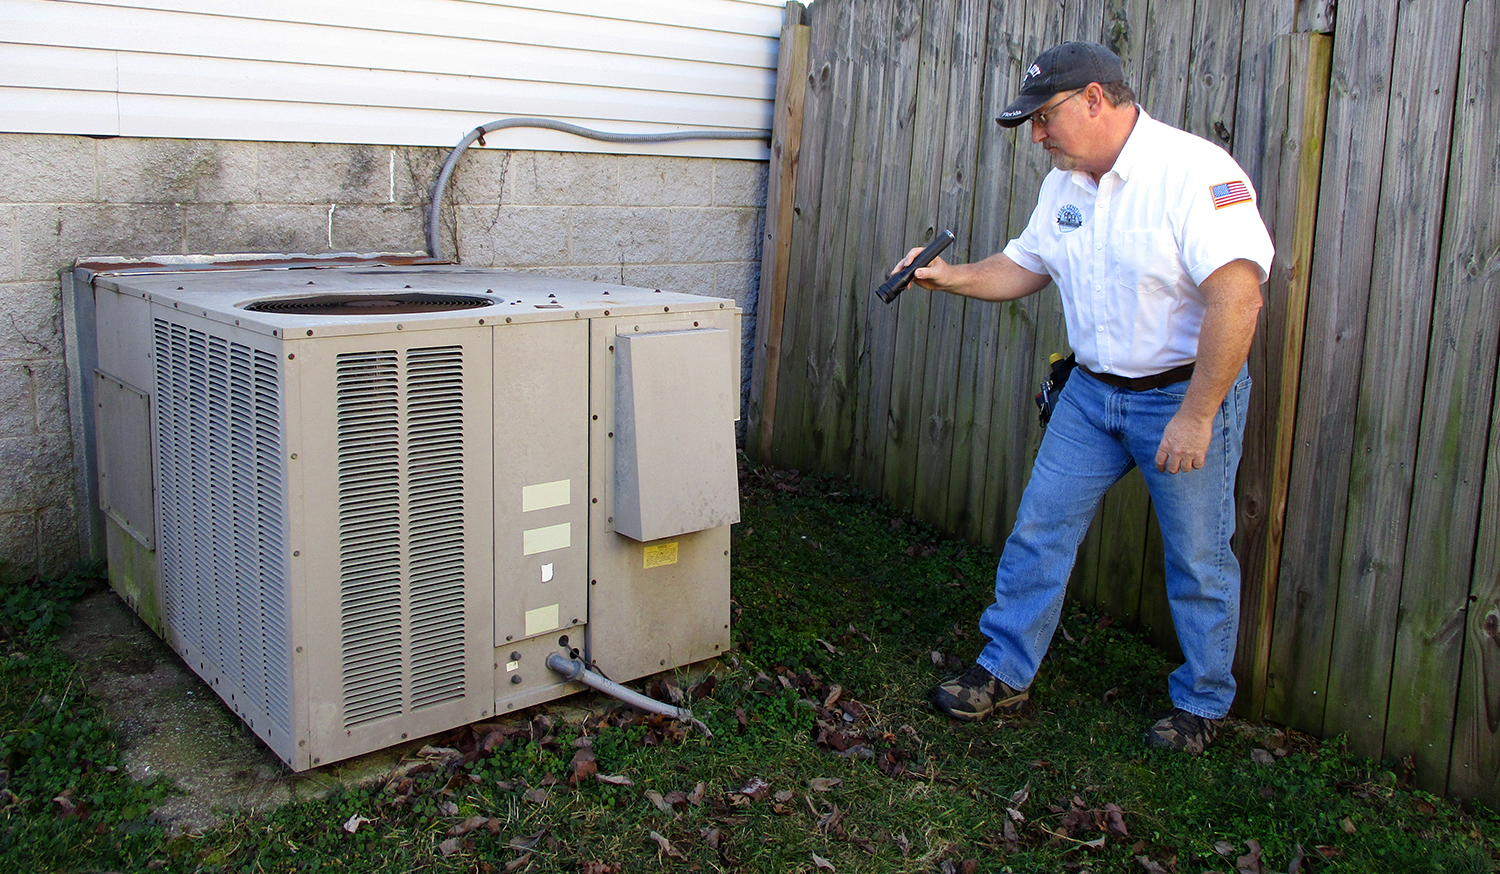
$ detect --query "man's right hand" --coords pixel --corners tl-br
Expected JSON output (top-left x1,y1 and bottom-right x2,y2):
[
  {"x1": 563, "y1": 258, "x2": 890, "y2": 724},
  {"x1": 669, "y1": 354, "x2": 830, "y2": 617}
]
[{"x1": 892, "y1": 249, "x2": 954, "y2": 291}]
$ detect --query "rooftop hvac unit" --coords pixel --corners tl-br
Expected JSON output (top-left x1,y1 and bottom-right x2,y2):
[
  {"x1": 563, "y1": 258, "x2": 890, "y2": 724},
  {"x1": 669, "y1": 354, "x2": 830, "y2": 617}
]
[{"x1": 79, "y1": 262, "x2": 739, "y2": 770}]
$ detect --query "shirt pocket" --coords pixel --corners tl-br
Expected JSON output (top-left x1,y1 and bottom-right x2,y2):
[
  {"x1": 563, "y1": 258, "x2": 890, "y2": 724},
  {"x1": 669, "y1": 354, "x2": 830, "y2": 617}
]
[{"x1": 1116, "y1": 229, "x2": 1184, "y2": 296}]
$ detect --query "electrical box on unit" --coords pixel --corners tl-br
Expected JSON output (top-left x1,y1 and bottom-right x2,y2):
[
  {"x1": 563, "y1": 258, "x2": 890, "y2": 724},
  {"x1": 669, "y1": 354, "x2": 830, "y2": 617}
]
[{"x1": 76, "y1": 261, "x2": 740, "y2": 770}]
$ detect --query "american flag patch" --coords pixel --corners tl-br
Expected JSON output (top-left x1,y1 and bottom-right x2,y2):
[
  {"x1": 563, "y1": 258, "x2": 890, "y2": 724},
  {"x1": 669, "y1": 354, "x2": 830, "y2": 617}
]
[{"x1": 1211, "y1": 180, "x2": 1253, "y2": 209}]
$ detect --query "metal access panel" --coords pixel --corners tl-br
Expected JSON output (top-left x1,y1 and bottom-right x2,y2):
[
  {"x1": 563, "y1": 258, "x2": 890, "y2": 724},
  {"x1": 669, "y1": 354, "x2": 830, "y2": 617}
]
[
  {"x1": 587, "y1": 312, "x2": 736, "y2": 681},
  {"x1": 613, "y1": 327, "x2": 739, "y2": 542},
  {"x1": 492, "y1": 319, "x2": 590, "y2": 648}
]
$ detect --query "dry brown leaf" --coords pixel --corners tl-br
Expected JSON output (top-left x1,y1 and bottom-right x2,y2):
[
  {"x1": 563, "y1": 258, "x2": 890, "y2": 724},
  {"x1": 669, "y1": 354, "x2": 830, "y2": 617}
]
[
  {"x1": 438, "y1": 838, "x2": 460, "y2": 857},
  {"x1": 522, "y1": 788, "x2": 547, "y2": 805},
  {"x1": 811, "y1": 851, "x2": 835, "y2": 871},
  {"x1": 1341, "y1": 816, "x2": 1357, "y2": 834},
  {"x1": 1104, "y1": 803, "x2": 1128, "y2": 837},
  {"x1": 896, "y1": 832, "x2": 911, "y2": 857},
  {"x1": 809, "y1": 777, "x2": 842, "y2": 792},
  {"x1": 1250, "y1": 748, "x2": 1275, "y2": 766},
  {"x1": 1135, "y1": 856, "x2": 1168, "y2": 874},
  {"x1": 569, "y1": 749, "x2": 598, "y2": 785},
  {"x1": 738, "y1": 776, "x2": 771, "y2": 800},
  {"x1": 688, "y1": 781, "x2": 707, "y2": 805},
  {"x1": 1009, "y1": 783, "x2": 1031, "y2": 807},
  {"x1": 649, "y1": 830, "x2": 686, "y2": 861},
  {"x1": 1236, "y1": 837, "x2": 1264, "y2": 874},
  {"x1": 644, "y1": 790, "x2": 673, "y2": 813},
  {"x1": 1213, "y1": 840, "x2": 1236, "y2": 856},
  {"x1": 595, "y1": 774, "x2": 633, "y2": 786},
  {"x1": 342, "y1": 814, "x2": 373, "y2": 834},
  {"x1": 447, "y1": 815, "x2": 489, "y2": 837}
]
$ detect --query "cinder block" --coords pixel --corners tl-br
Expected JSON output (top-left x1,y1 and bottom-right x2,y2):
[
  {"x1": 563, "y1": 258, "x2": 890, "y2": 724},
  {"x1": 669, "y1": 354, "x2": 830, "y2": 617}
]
[
  {"x1": 184, "y1": 204, "x2": 327, "y2": 254},
  {"x1": 19, "y1": 203, "x2": 184, "y2": 282},
  {"x1": 669, "y1": 208, "x2": 762, "y2": 263},
  {"x1": 713, "y1": 159, "x2": 768, "y2": 207},
  {"x1": 37, "y1": 501, "x2": 78, "y2": 578},
  {"x1": 0, "y1": 206, "x2": 15, "y2": 282},
  {"x1": 0, "y1": 362, "x2": 35, "y2": 437},
  {"x1": 616, "y1": 156, "x2": 713, "y2": 207},
  {"x1": 0, "y1": 511, "x2": 38, "y2": 583},
  {"x1": 331, "y1": 204, "x2": 425, "y2": 253},
  {"x1": 256, "y1": 142, "x2": 393, "y2": 205},
  {"x1": 713, "y1": 261, "x2": 761, "y2": 309},
  {"x1": 570, "y1": 207, "x2": 669, "y2": 265},
  {"x1": 0, "y1": 434, "x2": 73, "y2": 511},
  {"x1": 447, "y1": 147, "x2": 519, "y2": 207},
  {"x1": 515, "y1": 265, "x2": 621, "y2": 284},
  {"x1": 455, "y1": 205, "x2": 571, "y2": 268},
  {"x1": 97, "y1": 138, "x2": 257, "y2": 204},
  {"x1": 620, "y1": 263, "x2": 716, "y2": 297},
  {"x1": 502, "y1": 152, "x2": 619, "y2": 207},
  {"x1": 0, "y1": 282, "x2": 63, "y2": 360},
  {"x1": 0, "y1": 134, "x2": 96, "y2": 204},
  {"x1": 393, "y1": 146, "x2": 448, "y2": 206},
  {"x1": 31, "y1": 360, "x2": 69, "y2": 435}
]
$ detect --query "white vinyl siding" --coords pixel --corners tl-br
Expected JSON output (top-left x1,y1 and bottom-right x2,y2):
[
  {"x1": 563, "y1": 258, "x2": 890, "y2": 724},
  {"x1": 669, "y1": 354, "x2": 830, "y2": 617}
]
[{"x1": 0, "y1": 0, "x2": 783, "y2": 159}]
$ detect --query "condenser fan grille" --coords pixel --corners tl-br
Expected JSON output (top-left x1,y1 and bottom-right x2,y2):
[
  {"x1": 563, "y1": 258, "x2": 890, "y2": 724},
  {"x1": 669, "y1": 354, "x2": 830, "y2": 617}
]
[{"x1": 243, "y1": 293, "x2": 495, "y2": 315}]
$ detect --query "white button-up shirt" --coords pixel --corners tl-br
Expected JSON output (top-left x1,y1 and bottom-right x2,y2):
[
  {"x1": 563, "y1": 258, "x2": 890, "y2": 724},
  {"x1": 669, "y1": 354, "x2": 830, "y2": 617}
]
[{"x1": 1002, "y1": 109, "x2": 1274, "y2": 378}]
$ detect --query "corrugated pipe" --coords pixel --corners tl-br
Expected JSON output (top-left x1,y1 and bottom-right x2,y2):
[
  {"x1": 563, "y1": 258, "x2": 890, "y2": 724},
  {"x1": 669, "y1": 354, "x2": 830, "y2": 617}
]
[
  {"x1": 426, "y1": 118, "x2": 770, "y2": 260},
  {"x1": 545, "y1": 652, "x2": 712, "y2": 738}
]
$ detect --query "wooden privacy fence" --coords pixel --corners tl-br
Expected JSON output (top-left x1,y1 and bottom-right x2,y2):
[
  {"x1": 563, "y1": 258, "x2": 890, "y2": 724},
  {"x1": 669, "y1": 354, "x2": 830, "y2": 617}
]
[{"x1": 748, "y1": 0, "x2": 1500, "y2": 803}]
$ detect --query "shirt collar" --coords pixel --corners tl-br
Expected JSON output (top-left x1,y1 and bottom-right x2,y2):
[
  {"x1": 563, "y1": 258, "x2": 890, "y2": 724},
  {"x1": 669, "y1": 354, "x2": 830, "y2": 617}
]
[{"x1": 1063, "y1": 105, "x2": 1153, "y2": 193}]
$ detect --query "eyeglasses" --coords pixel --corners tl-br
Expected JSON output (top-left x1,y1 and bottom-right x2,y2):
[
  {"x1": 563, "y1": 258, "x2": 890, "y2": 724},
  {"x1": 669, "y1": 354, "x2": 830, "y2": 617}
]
[{"x1": 1029, "y1": 88, "x2": 1086, "y2": 128}]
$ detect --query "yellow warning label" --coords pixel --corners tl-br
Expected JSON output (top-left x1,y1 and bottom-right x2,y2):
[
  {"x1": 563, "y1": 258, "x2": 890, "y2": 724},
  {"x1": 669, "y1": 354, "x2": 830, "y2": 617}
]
[{"x1": 643, "y1": 542, "x2": 679, "y2": 569}]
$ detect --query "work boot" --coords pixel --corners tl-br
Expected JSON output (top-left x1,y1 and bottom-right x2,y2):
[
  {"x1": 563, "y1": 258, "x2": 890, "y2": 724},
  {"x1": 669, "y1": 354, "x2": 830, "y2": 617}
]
[
  {"x1": 929, "y1": 663, "x2": 1029, "y2": 721},
  {"x1": 1143, "y1": 708, "x2": 1222, "y2": 754}
]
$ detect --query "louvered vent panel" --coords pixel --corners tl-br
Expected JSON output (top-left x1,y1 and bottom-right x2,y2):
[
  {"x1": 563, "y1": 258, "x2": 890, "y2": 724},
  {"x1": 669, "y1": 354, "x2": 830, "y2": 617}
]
[
  {"x1": 151, "y1": 319, "x2": 293, "y2": 741},
  {"x1": 405, "y1": 346, "x2": 467, "y2": 709},
  {"x1": 336, "y1": 351, "x2": 407, "y2": 727}
]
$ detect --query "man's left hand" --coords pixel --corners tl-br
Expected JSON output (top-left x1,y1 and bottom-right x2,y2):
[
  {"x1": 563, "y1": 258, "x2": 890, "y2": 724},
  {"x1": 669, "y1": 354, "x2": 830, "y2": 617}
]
[{"x1": 1156, "y1": 410, "x2": 1213, "y2": 474}]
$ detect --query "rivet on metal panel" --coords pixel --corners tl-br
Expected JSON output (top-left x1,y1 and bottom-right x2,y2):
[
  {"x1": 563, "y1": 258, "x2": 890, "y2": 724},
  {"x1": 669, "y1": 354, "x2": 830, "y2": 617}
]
[
  {"x1": 479, "y1": 319, "x2": 485, "y2": 325},
  {"x1": 558, "y1": 635, "x2": 569, "y2": 646},
  {"x1": 511, "y1": 675, "x2": 522, "y2": 684},
  {"x1": 506, "y1": 635, "x2": 513, "y2": 641},
  {"x1": 664, "y1": 307, "x2": 670, "y2": 312},
  {"x1": 592, "y1": 415, "x2": 599, "y2": 421},
  {"x1": 401, "y1": 733, "x2": 407, "y2": 739},
  {"x1": 591, "y1": 579, "x2": 597, "y2": 586},
  {"x1": 313, "y1": 757, "x2": 320, "y2": 764},
  {"x1": 290, "y1": 453, "x2": 297, "y2": 459},
  {"x1": 296, "y1": 646, "x2": 303, "y2": 653},
  {"x1": 570, "y1": 618, "x2": 579, "y2": 625},
  {"x1": 592, "y1": 498, "x2": 598, "y2": 504},
  {"x1": 396, "y1": 323, "x2": 403, "y2": 330},
  {"x1": 608, "y1": 346, "x2": 613, "y2": 353},
  {"x1": 660, "y1": 660, "x2": 666, "y2": 666},
  {"x1": 604, "y1": 310, "x2": 611, "y2": 316},
  {"x1": 292, "y1": 550, "x2": 300, "y2": 557},
  {"x1": 506, "y1": 317, "x2": 512, "y2": 323},
  {"x1": 608, "y1": 432, "x2": 613, "y2": 438},
  {"x1": 694, "y1": 322, "x2": 699, "y2": 327},
  {"x1": 235, "y1": 320, "x2": 240, "y2": 326},
  {"x1": 287, "y1": 353, "x2": 294, "y2": 360},
  {"x1": 574, "y1": 312, "x2": 580, "y2": 318},
  {"x1": 299, "y1": 740, "x2": 305, "y2": 747},
  {"x1": 607, "y1": 517, "x2": 612, "y2": 523}
]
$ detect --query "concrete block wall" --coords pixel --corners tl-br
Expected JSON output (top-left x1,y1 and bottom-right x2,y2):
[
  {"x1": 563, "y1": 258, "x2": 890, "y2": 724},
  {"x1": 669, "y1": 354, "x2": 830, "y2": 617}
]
[{"x1": 0, "y1": 133, "x2": 765, "y2": 582}]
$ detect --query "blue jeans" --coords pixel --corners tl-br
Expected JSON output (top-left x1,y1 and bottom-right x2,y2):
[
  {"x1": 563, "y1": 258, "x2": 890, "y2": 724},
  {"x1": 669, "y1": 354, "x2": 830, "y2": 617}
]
[{"x1": 975, "y1": 366, "x2": 1251, "y2": 719}]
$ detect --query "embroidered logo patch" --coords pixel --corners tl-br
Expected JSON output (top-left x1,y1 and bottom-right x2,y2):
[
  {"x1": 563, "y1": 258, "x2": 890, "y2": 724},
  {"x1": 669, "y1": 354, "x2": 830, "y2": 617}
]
[
  {"x1": 1023, "y1": 62, "x2": 1042, "y2": 85},
  {"x1": 1211, "y1": 180, "x2": 1252, "y2": 209},
  {"x1": 1056, "y1": 204, "x2": 1083, "y2": 232}
]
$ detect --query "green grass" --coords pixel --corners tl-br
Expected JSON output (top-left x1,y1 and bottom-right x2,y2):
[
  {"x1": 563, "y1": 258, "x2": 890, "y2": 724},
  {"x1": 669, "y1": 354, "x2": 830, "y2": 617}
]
[{"x1": 2, "y1": 467, "x2": 1497, "y2": 872}]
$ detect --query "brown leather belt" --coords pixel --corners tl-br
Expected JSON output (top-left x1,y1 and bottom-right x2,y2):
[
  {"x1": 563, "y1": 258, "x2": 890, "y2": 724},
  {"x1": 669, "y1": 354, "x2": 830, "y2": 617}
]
[{"x1": 1081, "y1": 362, "x2": 1195, "y2": 391}]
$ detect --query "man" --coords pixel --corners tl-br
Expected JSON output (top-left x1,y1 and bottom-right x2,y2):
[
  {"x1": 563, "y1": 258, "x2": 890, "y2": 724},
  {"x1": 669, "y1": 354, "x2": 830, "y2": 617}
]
[{"x1": 895, "y1": 41, "x2": 1273, "y2": 753}]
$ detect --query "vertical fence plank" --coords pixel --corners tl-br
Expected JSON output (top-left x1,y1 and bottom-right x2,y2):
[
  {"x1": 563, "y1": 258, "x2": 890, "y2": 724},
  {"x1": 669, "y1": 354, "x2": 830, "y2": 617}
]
[
  {"x1": 1417, "y1": 0, "x2": 1500, "y2": 800},
  {"x1": 881, "y1": 0, "x2": 959, "y2": 506},
  {"x1": 1321, "y1": 0, "x2": 1466, "y2": 759},
  {"x1": 915, "y1": 0, "x2": 992, "y2": 528},
  {"x1": 769, "y1": 0, "x2": 840, "y2": 469},
  {"x1": 855, "y1": 0, "x2": 925, "y2": 493},
  {"x1": 748, "y1": 2, "x2": 810, "y2": 463},
  {"x1": 1263, "y1": 0, "x2": 1401, "y2": 734},
  {"x1": 812, "y1": 0, "x2": 881, "y2": 476},
  {"x1": 1232, "y1": 31, "x2": 1331, "y2": 719}
]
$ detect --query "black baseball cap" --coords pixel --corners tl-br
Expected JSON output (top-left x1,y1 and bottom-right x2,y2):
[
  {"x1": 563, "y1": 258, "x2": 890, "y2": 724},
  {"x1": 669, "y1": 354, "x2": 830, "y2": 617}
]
[{"x1": 997, "y1": 41, "x2": 1125, "y2": 128}]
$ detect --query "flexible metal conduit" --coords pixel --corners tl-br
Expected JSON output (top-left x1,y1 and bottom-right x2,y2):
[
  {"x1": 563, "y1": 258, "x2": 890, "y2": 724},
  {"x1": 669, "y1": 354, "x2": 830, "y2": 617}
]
[
  {"x1": 426, "y1": 118, "x2": 771, "y2": 260},
  {"x1": 545, "y1": 652, "x2": 713, "y2": 738}
]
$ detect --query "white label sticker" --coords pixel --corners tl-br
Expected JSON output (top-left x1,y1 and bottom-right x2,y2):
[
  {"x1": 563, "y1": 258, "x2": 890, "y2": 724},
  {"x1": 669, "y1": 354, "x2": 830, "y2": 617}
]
[
  {"x1": 541, "y1": 563, "x2": 554, "y2": 583},
  {"x1": 523, "y1": 522, "x2": 571, "y2": 555},
  {"x1": 522, "y1": 479, "x2": 571, "y2": 512},
  {"x1": 505, "y1": 660, "x2": 520, "y2": 672},
  {"x1": 525, "y1": 604, "x2": 560, "y2": 636}
]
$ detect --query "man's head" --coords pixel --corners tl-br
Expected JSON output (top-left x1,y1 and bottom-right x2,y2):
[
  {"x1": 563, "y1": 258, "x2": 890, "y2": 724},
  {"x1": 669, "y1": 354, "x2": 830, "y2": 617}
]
[{"x1": 999, "y1": 42, "x2": 1138, "y2": 177}]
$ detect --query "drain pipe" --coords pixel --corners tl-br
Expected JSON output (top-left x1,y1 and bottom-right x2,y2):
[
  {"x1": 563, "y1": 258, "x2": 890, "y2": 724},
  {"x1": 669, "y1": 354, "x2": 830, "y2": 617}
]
[
  {"x1": 426, "y1": 117, "x2": 770, "y2": 261},
  {"x1": 546, "y1": 652, "x2": 712, "y2": 738}
]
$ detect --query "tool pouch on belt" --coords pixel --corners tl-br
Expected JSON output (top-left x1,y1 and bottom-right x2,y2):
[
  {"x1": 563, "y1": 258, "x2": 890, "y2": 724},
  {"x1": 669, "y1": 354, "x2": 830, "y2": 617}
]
[{"x1": 1034, "y1": 352, "x2": 1077, "y2": 428}]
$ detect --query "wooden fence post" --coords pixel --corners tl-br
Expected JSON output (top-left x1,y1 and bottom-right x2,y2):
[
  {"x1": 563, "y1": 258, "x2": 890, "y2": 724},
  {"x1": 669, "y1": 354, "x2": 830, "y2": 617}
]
[{"x1": 748, "y1": 1, "x2": 810, "y2": 463}]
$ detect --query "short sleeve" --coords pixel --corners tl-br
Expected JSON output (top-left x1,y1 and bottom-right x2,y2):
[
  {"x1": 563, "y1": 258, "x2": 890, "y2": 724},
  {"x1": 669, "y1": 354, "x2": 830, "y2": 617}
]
[
  {"x1": 1176, "y1": 150, "x2": 1275, "y2": 286},
  {"x1": 1001, "y1": 181, "x2": 1057, "y2": 277}
]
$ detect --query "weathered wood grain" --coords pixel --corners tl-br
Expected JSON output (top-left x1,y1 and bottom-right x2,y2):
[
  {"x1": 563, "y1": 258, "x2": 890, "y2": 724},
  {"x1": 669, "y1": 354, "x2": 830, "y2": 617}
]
[
  {"x1": 1232, "y1": 31, "x2": 1331, "y2": 719},
  {"x1": 1420, "y1": 0, "x2": 1500, "y2": 800},
  {"x1": 881, "y1": 0, "x2": 960, "y2": 504},
  {"x1": 914, "y1": 0, "x2": 991, "y2": 528},
  {"x1": 1322, "y1": 0, "x2": 1466, "y2": 758},
  {"x1": 768, "y1": 0, "x2": 839, "y2": 468},
  {"x1": 748, "y1": 2, "x2": 809, "y2": 462},
  {"x1": 1183, "y1": 0, "x2": 1245, "y2": 147},
  {"x1": 1264, "y1": 0, "x2": 1401, "y2": 735}
]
